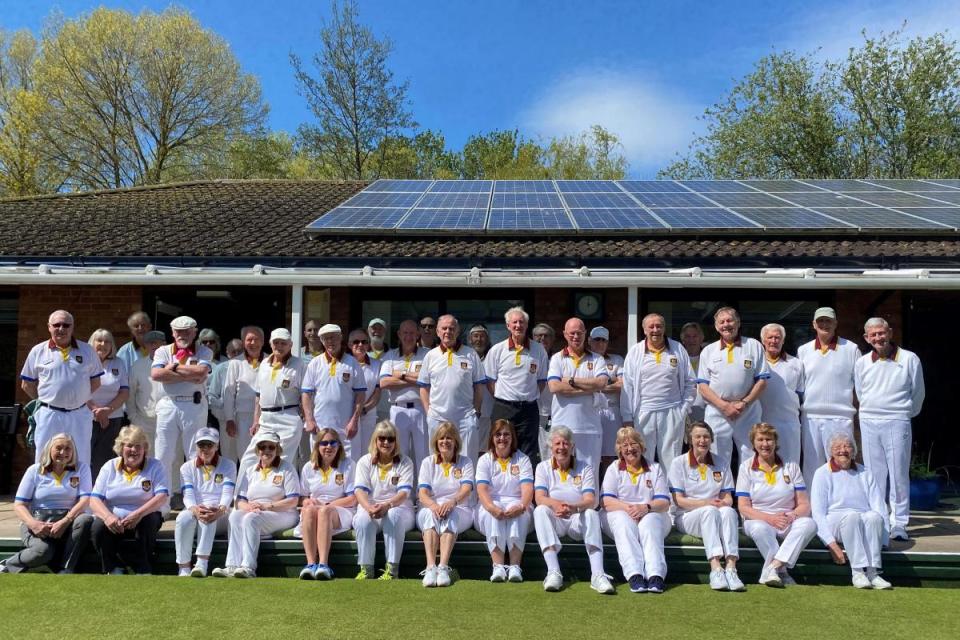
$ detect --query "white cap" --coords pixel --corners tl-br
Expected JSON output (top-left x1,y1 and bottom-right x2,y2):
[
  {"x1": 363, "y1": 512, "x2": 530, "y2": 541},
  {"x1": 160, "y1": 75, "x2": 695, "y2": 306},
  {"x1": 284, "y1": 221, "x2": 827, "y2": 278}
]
[
  {"x1": 193, "y1": 427, "x2": 219, "y2": 446},
  {"x1": 318, "y1": 323, "x2": 341, "y2": 337},
  {"x1": 252, "y1": 431, "x2": 281, "y2": 447},
  {"x1": 367, "y1": 318, "x2": 386, "y2": 329},
  {"x1": 170, "y1": 316, "x2": 197, "y2": 330},
  {"x1": 589, "y1": 326, "x2": 610, "y2": 340},
  {"x1": 469, "y1": 324, "x2": 488, "y2": 334},
  {"x1": 814, "y1": 307, "x2": 837, "y2": 320},
  {"x1": 270, "y1": 328, "x2": 292, "y2": 342}
]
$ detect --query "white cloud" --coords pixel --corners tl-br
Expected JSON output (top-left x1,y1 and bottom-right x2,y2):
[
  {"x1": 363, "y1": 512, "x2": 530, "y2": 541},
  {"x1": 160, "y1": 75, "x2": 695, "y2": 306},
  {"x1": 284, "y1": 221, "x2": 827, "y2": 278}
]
[{"x1": 518, "y1": 69, "x2": 701, "y2": 178}]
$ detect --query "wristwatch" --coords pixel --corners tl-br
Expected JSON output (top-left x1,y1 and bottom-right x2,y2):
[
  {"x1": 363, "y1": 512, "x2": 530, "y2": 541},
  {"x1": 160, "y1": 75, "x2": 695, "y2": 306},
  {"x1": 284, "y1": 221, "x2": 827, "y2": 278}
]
[
  {"x1": 171, "y1": 362, "x2": 179, "y2": 373},
  {"x1": 568, "y1": 376, "x2": 577, "y2": 388},
  {"x1": 400, "y1": 372, "x2": 407, "y2": 382}
]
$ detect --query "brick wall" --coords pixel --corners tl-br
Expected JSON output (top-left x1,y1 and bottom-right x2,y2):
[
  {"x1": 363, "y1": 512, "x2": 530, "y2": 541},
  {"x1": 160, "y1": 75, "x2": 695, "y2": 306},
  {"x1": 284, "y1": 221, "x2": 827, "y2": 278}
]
[
  {"x1": 834, "y1": 289, "x2": 903, "y2": 349},
  {"x1": 532, "y1": 288, "x2": 629, "y2": 355}
]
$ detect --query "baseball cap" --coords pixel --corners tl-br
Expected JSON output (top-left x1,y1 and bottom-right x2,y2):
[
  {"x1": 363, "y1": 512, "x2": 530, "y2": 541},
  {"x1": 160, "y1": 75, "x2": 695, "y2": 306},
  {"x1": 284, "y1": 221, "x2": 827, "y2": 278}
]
[
  {"x1": 469, "y1": 324, "x2": 488, "y2": 334},
  {"x1": 270, "y1": 328, "x2": 292, "y2": 342},
  {"x1": 317, "y1": 323, "x2": 341, "y2": 336},
  {"x1": 143, "y1": 330, "x2": 166, "y2": 343},
  {"x1": 252, "y1": 431, "x2": 281, "y2": 447},
  {"x1": 590, "y1": 326, "x2": 610, "y2": 340},
  {"x1": 367, "y1": 318, "x2": 387, "y2": 329},
  {"x1": 193, "y1": 427, "x2": 220, "y2": 446},
  {"x1": 814, "y1": 307, "x2": 837, "y2": 320},
  {"x1": 170, "y1": 316, "x2": 198, "y2": 330}
]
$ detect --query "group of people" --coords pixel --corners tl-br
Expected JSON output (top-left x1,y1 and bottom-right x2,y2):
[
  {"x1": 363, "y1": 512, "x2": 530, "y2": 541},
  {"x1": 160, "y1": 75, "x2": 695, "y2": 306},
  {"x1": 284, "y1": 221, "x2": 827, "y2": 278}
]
[{"x1": 1, "y1": 303, "x2": 924, "y2": 592}]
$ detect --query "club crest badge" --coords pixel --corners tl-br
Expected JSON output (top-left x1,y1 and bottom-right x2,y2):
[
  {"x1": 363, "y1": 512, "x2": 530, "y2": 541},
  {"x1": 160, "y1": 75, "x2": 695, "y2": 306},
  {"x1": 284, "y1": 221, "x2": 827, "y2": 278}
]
[
  {"x1": 460, "y1": 361, "x2": 468, "y2": 370},
  {"x1": 670, "y1": 356, "x2": 678, "y2": 367},
  {"x1": 75, "y1": 355, "x2": 83, "y2": 363},
  {"x1": 713, "y1": 471, "x2": 723, "y2": 483},
  {"x1": 69, "y1": 476, "x2": 80, "y2": 488},
  {"x1": 529, "y1": 363, "x2": 537, "y2": 373},
  {"x1": 645, "y1": 479, "x2": 653, "y2": 488},
  {"x1": 214, "y1": 474, "x2": 224, "y2": 484},
  {"x1": 586, "y1": 362, "x2": 594, "y2": 371},
  {"x1": 112, "y1": 368, "x2": 119, "y2": 376},
  {"x1": 783, "y1": 475, "x2": 792, "y2": 484},
  {"x1": 272, "y1": 474, "x2": 283, "y2": 486},
  {"x1": 415, "y1": 364, "x2": 422, "y2": 372},
  {"x1": 573, "y1": 475, "x2": 583, "y2": 486},
  {"x1": 743, "y1": 359, "x2": 753, "y2": 369},
  {"x1": 281, "y1": 379, "x2": 290, "y2": 388},
  {"x1": 510, "y1": 464, "x2": 520, "y2": 476},
  {"x1": 391, "y1": 475, "x2": 400, "y2": 485},
  {"x1": 342, "y1": 372, "x2": 351, "y2": 382},
  {"x1": 453, "y1": 468, "x2": 463, "y2": 479},
  {"x1": 141, "y1": 480, "x2": 152, "y2": 492},
  {"x1": 335, "y1": 473, "x2": 344, "y2": 485}
]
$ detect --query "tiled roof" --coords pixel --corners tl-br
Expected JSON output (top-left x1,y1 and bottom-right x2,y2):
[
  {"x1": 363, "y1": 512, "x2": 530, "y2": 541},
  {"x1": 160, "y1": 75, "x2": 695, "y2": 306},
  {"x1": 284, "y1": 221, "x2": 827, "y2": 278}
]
[{"x1": 1, "y1": 180, "x2": 958, "y2": 265}]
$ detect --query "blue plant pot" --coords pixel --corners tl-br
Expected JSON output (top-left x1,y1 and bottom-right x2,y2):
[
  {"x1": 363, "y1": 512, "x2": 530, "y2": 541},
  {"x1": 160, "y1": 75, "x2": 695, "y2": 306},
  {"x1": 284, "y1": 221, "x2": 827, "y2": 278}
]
[{"x1": 910, "y1": 478, "x2": 941, "y2": 511}]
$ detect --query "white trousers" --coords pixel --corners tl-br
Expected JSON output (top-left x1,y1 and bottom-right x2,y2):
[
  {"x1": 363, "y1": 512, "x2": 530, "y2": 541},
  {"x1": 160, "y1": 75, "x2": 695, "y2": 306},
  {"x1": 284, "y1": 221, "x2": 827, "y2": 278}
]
[
  {"x1": 534, "y1": 505, "x2": 603, "y2": 552},
  {"x1": 860, "y1": 418, "x2": 912, "y2": 529},
  {"x1": 353, "y1": 506, "x2": 415, "y2": 565},
  {"x1": 34, "y1": 405, "x2": 93, "y2": 468},
  {"x1": 773, "y1": 420, "x2": 802, "y2": 466},
  {"x1": 357, "y1": 412, "x2": 378, "y2": 462},
  {"x1": 706, "y1": 402, "x2": 762, "y2": 469},
  {"x1": 155, "y1": 399, "x2": 208, "y2": 492},
  {"x1": 674, "y1": 505, "x2": 740, "y2": 559},
  {"x1": 428, "y1": 413, "x2": 478, "y2": 465},
  {"x1": 221, "y1": 410, "x2": 254, "y2": 463},
  {"x1": 599, "y1": 407, "x2": 622, "y2": 457},
  {"x1": 224, "y1": 508, "x2": 299, "y2": 571},
  {"x1": 238, "y1": 410, "x2": 301, "y2": 481},
  {"x1": 826, "y1": 510, "x2": 885, "y2": 569},
  {"x1": 570, "y1": 432, "x2": 602, "y2": 481},
  {"x1": 129, "y1": 416, "x2": 158, "y2": 457},
  {"x1": 801, "y1": 415, "x2": 854, "y2": 485},
  {"x1": 175, "y1": 510, "x2": 228, "y2": 563},
  {"x1": 538, "y1": 414, "x2": 551, "y2": 462},
  {"x1": 634, "y1": 405, "x2": 686, "y2": 464},
  {"x1": 743, "y1": 517, "x2": 817, "y2": 568},
  {"x1": 474, "y1": 498, "x2": 532, "y2": 553},
  {"x1": 390, "y1": 404, "x2": 429, "y2": 468},
  {"x1": 601, "y1": 510, "x2": 670, "y2": 580},
  {"x1": 416, "y1": 505, "x2": 474, "y2": 535}
]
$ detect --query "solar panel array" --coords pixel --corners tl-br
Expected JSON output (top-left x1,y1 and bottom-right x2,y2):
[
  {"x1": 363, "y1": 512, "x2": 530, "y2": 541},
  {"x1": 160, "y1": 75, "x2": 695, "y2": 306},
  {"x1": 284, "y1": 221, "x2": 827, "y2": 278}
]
[{"x1": 305, "y1": 179, "x2": 960, "y2": 235}]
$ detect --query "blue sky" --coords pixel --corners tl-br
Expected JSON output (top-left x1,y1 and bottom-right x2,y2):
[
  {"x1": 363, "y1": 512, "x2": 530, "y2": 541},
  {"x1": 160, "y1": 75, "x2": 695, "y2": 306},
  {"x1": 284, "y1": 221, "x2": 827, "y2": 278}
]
[{"x1": 6, "y1": 0, "x2": 960, "y2": 176}]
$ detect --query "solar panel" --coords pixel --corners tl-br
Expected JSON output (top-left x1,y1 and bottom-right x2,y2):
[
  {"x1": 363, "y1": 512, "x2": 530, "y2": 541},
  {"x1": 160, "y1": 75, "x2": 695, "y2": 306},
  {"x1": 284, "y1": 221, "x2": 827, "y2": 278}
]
[
  {"x1": 398, "y1": 208, "x2": 486, "y2": 230},
  {"x1": 925, "y1": 179, "x2": 960, "y2": 188},
  {"x1": 861, "y1": 179, "x2": 959, "y2": 192},
  {"x1": 739, "y1": 180, "x2": 823, "y2": 192},
  {"x1": 655, "y1": 208, "x2": 760, "y2": 228},
  {"x1": 345, "y1": 191, "x2": 422, "y2": 208},
  {"x1": 562, "y1": 192, "x2": 642, "y2": 208},
  {"x1": 491, "y1": 193, "x2": 563, "y2": 208},
  {"x1": 555, "y1": 180, "x2": 622, "y2": 192},
  {"x1": 728, "y1": 208, "x2": 855, "y2": 229},
  {"x1": 488, "y1": 208, "x2": 575, "y2": 230},
  {"x1": 802, "y1": 179, "x2": 884, "y2": 192},
  {"x1": 774, "y1": 192, "x2": 865, "y2": 207},
  {"x1": 428, "y1": 180, "x2": 493, "y2": 193},
  {"x1": 618, "y1": 180, "x2": 688, "y2": 192},
  {"x1": 493, "y1": 180, "x2": 557, "y2": 193},
  {"x1": 305, "y1": 206, "x2": 408, "y2": 230},
  {"x1": 679, "y1": 181, "x2": 758, "y2": 193},
  {"x1": 364, "y1": 179, "x2": 432, "y2": 192},
  {"x1": 899, "y1": 191, "x2": 960, "y2": 205},
  {"x1": 807, "y1": 207, "x2": 948, "y2": 229},
  {"x1": 631, "y1": 192, "x2": 714, "y2": 207},
  {"x1": 417, "y1": 192, "x2": 489, "y2": 208},
  {"x1": 843, "y1": 192, "x2": 947, "y2": 207},
  {"x1": 895, "y1": 208, "x2": 960, "y2": 229},
  {"x1": 569, "y1": 209, "x2": 666, "y2": 230},
  {"x1": 707, "y1": 192, "x2": 791, "y2": 207}
]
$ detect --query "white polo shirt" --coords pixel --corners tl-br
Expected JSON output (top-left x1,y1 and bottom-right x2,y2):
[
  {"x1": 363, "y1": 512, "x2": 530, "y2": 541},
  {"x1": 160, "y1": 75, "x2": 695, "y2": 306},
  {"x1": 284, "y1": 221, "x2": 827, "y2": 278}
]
[
  {"x1": 92, "y1": 457, "x2": 169, "y2": 517},
  {"x1": 417, "y1": 343, "x2": 485, "y2": 423},
  {"x1": 547, "y1": 348, "x2": 609, "y2": 434},
  {"x1": 418, "y1": 454, "x2": 475, "y2": 503},
  {"x1": 379, "y1": 346, "x2": 429, "y2": 405},
  {"x1": 254, "y1": 353, "x2": 307, "y2": 409},
  {"x1": 485, "y1": 337, "x2": 549, "y2": 402},
  {"x1": 621, "y1": 338, "x2": 696, "y2": 416},
  {"x1": 152, "y1": 343, "x2": 214, "y2": 398},
  {"x1": 534, "y1": 457, "x2": 596, "y2": 504},
  {"x1": 236, "y1": 460, "x2": 300, "y2": 504},
  {"x1": 797, "y1": 337, "x2": 861, "y2": 419},
  {"x1": 667, "y1": 451, "x2": 734, "y2": 515},
  {"x1": 597, "y1": 353, "x2": 624, "y2": 411},
  {"x1": 758, "y1": 354, "x2": 805, "y2": 429},
  {"x1": 302, "y1": 352, "x2": 366, "y2": 428},
  {"x1": 600, "y1": 458, "x2": 669, "y2": 504},
  {"x1": 854, "y1": 346, "x2": 925, "y2": 421},
  {"x1": 300, "y1": 458, "x2": 355, "y2": 502},
  {"x1": 735, "y1": 455, "x2": 805, "y2": 514},
  {"x1": 354, "y1": 453, "x2": 415, "y2": 505},
  {"x1": 89, "y1": 357, "x2": 129, "y2": 419},
  {"x1": 696, "y1": 337, "x2": 770, "y2": 400},
  {"x1": 475, "y1": 451, "x2": 534, "y2": 500},
  {"x1": 21, "y1": 339, "x2": 104, "y2": 408},
  {"x1": 180, "y1": 455, "x2": 237, "y2": 509},
  {"x1": 354, "y1": 356, "x2": 382, "y2": 406},
  {"x1": 16, "y1": 462, "x2": 92, "y2": 510}
]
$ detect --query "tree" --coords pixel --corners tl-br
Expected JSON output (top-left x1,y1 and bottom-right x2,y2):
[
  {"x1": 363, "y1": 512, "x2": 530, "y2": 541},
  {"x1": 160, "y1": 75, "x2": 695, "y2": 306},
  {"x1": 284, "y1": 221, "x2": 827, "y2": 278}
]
[
  {"x1": 544, "y1": 125, "x2": 628, "y2": 179},
  {"x1": 460, "y1": 129, "x2": 548, "y2": 179},
  {"x1": 34, "y1": 7, "x2": 266, "y2": 190},
  {"x1": 291, "y1": 0, "x2": 415, "y2": 180}
]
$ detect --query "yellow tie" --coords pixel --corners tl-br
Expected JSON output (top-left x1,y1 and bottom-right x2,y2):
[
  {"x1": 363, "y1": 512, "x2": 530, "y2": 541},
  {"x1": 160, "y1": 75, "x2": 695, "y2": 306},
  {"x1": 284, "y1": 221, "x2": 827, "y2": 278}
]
[
  {"x1": 319, "y1": 467, "x2": 332, "y2": 483},
  {"x1": 650, "y1": 347, "x2": 664, "y2": 364},
  {"x1": 122, "y1": 468, "x2": 137, "y2": 483},
  {"x1": 627, "y1": 466, "x2": 642, "y2": 485},
  {"x1": 441, "y1": 462, "x2": 452, "y2": 478},
  {"x1": 270, "y1": 360, "x2": 282, "y2": 383},
  {"x1": 558, "y1": 468, "x2": 569, "y2": 483},
  {"x1": 697, "y1": 463, "x2": 707, "y2": 481},
  {"x1": 202, "y1": 465, "x2": 214, "y2": 481},
  {"x1": 327, "y1": 355, "x2": 337, "y2": 377},
  {"x1": 497, "y1": 457, "x2": 510, "y2": 473},
  {"x1": 58, "y1": 347, "x2": 70, "y2": 362},
  {"x1": 51, "y1": 470, "x2": 66, "y2": 486},
  {"x1": 259, "y1": 467, "x2": 272, "y2": 482},
  {"x1": 378, "y1": 463, "x2": 393, "y2": 481},
  {"x1": 725, "y1": 342, "x2": 735, "y2": 364},
  {"x1": 762, "y1": 464, "x2": 779, "y2": 486},
  {"x1": 514, "y1": 345, "x2": 523, "y2": 366},
  {"x1": 446, "y1": 349, "x2": 454, "y2": 366},
  {"x1": 403, "y1": 353, "x2": 412, "y2": 370}
]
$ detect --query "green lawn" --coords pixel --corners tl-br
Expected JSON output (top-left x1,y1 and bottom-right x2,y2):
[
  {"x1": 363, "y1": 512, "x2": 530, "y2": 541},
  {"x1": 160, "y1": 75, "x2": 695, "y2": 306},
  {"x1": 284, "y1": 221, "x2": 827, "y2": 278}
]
[{"x1": 2, "y1": 575, "x2": 958, "y2": 639}]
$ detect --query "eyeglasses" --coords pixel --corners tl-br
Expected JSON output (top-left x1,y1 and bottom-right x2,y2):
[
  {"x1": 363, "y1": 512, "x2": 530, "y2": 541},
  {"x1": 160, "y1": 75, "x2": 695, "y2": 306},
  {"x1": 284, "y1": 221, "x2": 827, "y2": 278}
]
[
  {"x1": 377, "y1": 436, "x2": 396, "y2": 443},
  {"x1": 50, "y1": 323, "x2": 72, "y2": 329},
  {"x1": 317, "y1": 440, "x2": 340, "y2": 448},
  {"x1": 257, "y1": 445, "x2": 277, "y2": 452},
  {"x1": 201, "y1": 339, "x2": 217, "y2": 345},
  {"x1": 351, "y1": 339, "x2": 369, "y2": 345}
]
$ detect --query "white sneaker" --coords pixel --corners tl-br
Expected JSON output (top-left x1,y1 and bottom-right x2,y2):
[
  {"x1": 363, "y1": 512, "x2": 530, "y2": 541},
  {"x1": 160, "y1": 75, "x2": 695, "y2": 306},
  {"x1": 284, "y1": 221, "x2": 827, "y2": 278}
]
[
  {"x1": 507, "y1": 564, "x2": 523, "y2": 583},
  {"x1": 709, "y1": 569, "x2": 728, "y2": 590},
  {"x1": 759, "y1": 565, "x2": 782, "y2": 587},
  {"x1": 178, "y1": 567, "x2": 191, "y2": 577},
  {"x1": 891, "y1": 527, "x2": 910, "y2": 541},
  {"x1": 234, "y1": 566, "x2": 255, "y2": 579},
  {"x1": 543, "y1": 570, "x2": 563, "y2": 592},
  {"x1": 436, "y1": 565, "x2": 452, "y2": 587},
  {"x1": 0, "y1": 561, "x2": 9, "y2": 574},
  {"x1": 490, "y1": 564, "x2": 507, "y2": 582},
  {"x1": 190, "y1": 564, "x2": 207, "y2": 578},
  {"x1": 421, "y1": 566, "x2": 438, "y2": 588},
  {"x1": 852, "y1": 570, "x2": 872, "y2": 589},
  {"x1": 778, "y1": 568, "x2": 796, "y2": 586},
  {"x1": 590, "y1": 573, "x2": 615, "y2": 594},
  {"x1": 867, "y1": 568, "x2": 892, "y2": 590},
  {"x1": 725, "y1": 568, "x2": 746, "y2": 591},
  {"x1": 211, "y1": 566, "x2": 236, "y2": 578}
]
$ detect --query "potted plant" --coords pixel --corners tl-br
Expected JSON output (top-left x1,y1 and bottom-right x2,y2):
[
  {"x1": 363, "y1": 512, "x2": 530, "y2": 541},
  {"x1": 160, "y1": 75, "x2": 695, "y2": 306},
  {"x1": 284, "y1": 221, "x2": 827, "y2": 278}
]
[{"x1": 909, "y1": 443, "x2": 941, "y2": 511}]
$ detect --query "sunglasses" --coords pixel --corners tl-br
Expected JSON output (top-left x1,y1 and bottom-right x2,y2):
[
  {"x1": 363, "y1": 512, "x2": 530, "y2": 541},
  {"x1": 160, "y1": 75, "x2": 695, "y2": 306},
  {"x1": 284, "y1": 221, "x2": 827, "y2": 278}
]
[
  {"x1": 377, "y1": 436, "x2": 396, "y2": 443},
  {"x1": 50, "y1": 323, "x2": 72, "y2": 329},
  {"x1": 317, "y1": 440, "x2": 340, "y2": 448},
  {"x1": 351, "y1": 339, "x2": 369, "y2": 345}
]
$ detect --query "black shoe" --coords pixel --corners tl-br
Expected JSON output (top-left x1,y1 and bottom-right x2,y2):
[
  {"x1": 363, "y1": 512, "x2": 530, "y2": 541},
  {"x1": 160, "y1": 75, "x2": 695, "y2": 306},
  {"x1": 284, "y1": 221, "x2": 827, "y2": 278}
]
[{"x1": 647, "y1": 575, "x2": 665, "y2": 593}]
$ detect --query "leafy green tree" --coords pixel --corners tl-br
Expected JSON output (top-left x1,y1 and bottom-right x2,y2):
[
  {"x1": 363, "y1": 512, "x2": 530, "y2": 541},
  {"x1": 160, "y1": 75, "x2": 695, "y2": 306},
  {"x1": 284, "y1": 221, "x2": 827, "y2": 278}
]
[
  {"x1": 544, "y1": 125, "x2": 628, "y2": 179},
  {"x1": 460, "y1": 129, "x2": 548, "y2": 179}
]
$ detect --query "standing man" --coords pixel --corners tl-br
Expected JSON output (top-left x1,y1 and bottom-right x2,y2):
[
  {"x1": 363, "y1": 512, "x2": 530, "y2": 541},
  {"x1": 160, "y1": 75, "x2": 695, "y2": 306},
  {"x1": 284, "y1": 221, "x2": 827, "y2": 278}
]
[
  {"x1": 470, "y1": 323, "x2": 495, "y2": 457},
  {"x1": 126, "y1": 330, "x2": 167, "y2": 454},
  {"x1": 532, "y1": 323, "x2": 556, "y2": 461},
  {"x1": 547, "y1": 317, "x2": 610, "y2": 474},
  {"x1": 758, "y1": 323, "x2": 805, "y2": 464},
  {"x1": 485, "y1": 308, "x2": 549, "y2": 464},
  {"x1": 588, "y1": 326, "x2": 624, "y2": 465},
  {"x1": 418, "y1": 314, "x2": 485, "y2": 460},
  {"x1": 620, "y1": 313, "x2": 696, "y2": 464},
  {"x1": 696, "y1": 307, "x2": 769, "y2": 468},
  {"x1": 855, "y1": 318, "x2": 925, "y2": 541},
  {"x1": 151, "y1": 316, "x2": 214, "y2": 498},
  {"x1": 20, "y1": 310, "x2": 103, "y2": 466},
  {"x1": 207, "y1": 338, "x2": 242, "y2": 430},
  {"x1": 116, "y1": 311, "x2": 153, "y2": 372},
  {"x1": 237, "y1": 328, "x2": 307, "y2": 478},
  {"x1": 796, "y1": 307, "x2": 862, "y2": 484},
  {"x1": 222, "y1": 326, "x2": 266, "y2": 461},
  {"x1": 301, "y1": 324, "x2": 366, "y2": 459},
  {"x1": 680, "y1": 322, "x2": 706, "y2": 423},
  {"x1": 367, "y1": 318, "x2": 389, "y2": 360},
  {"x1": 419, "y1": 316, "x2": 437, "y2": 349},
  {"x1": 379, "y1": 319, "x2": 430, "y2": 465},
  {"x1": 301, "y1": 319, "x2": 324, "y2": 362}
]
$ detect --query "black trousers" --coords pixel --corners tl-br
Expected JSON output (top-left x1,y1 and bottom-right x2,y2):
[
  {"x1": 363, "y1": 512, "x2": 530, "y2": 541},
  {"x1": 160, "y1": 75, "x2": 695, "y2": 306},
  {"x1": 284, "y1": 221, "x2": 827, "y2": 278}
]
[
  {"x1": 90, "y1": 417, "x2": 125, "y2": 473},
  {"x1": 490, "y1": 398, "x2": 541, "y2": 465},
  {"x1": 91, "y1": 510, "x2": 163, "y2": 574}
]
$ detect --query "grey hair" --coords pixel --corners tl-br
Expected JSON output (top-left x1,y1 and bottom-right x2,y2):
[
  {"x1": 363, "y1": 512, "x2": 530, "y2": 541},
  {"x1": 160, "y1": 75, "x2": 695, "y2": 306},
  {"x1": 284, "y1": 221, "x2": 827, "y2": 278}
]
[
  {"x1": 642, "y1": 313, "x2": 665, "y2": 327},
  {"x1": 680, "y1": 322, "x2": 704, "y2": 337},
  {"x1": 88, "y1": 328, "x2": 117, "y2": 359},
  {"x1": 760, "y1": 323, "x2": 786, "y2": 339},
  {"x1": 864, "y1": 317, "x2": 890, "y2": 332},
  {"x1": 48, "y1": 310, "x2": 74, "y2": 325},
  {"x1": 438, "y1": 314, "x2": 458, "y2": 328},
  {"x1": 240, "y1": 325, "x2": 264, "y2": 340},
  {"x1": 39, "y1": 433, "x2": 77, "y2": 472},
  {"x1": 714, "y1": 306, "x2": 740, "y2": 322},
  {"x1": 549, "y1": 425, "x2": 574, "y2": 445},
  {"x1": 126, "y1": 311, "x2": 151, "y2": 328},
  {"x1": 828, "y1": 431, "x2": 858, "y2": 458},
  {"x1": 532, "y1": 323, "x2": 555, "y2": 338},
  {"x1": 504, "y1": 306, "x2": 529, "y2": 324}
]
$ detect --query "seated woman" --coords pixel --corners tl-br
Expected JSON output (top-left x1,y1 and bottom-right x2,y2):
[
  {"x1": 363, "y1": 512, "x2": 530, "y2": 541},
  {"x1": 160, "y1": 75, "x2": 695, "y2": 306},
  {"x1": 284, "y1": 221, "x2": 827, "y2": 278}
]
[
  {"x1": 213, "y1": 431, "x2": 300, "y2": 578},
  {"x1": 2, "y1": 434, "x2": 93, "y2": 574},
  {"x1": 736, "y1": 422, "x2": 817, "y2": 587},
  {"x1": 811, "y1": 432, "x2": 891, "y2": 589},
  {"x1": 89, "y1": 426, "x2": 169, "y2": 575},
  {"x1": 534, "y1": 426, "x2": 614, "y2": 594},
  {"x1": 600, "y1": 427, "x2": 670, "y2": 594},
  {"x1": 353, "y1": 420, "x2": 416, "y2": 580},
  {"x1": 299, "y1": 428, "x2": 356, "y2": 580},
  {"x1": 417, "y1": 421, "x2": 474, "y2": 588},
  {"x1": 475, "y1": 418, "x2": 534, "y2": 583},
  {"x1": 667, "y1": 422, "x2": 743, "y2": 591},
  {"x1": 174, "y1": 427, "x2": 236, "y2": 578}
]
